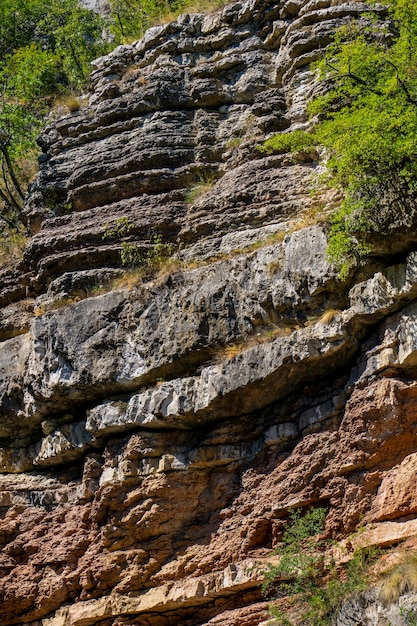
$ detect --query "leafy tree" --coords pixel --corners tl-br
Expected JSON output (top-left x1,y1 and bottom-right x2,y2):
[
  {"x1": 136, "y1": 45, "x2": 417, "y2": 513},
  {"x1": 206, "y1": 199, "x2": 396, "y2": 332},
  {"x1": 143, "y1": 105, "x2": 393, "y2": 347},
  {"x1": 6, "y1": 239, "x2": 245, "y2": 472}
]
[
  {"x1": 37, "y1": 0, "x2": 110, "y2": 88},
  {"x1": 263, "y1": 0, "x2": 417, "y2": 278},
  {"x1": 108, "y1": 0, "x2": 182, "y2": 41},
  {"x1": 0, "y1": 100, "x2": 41, "y2": 230},
  {"x1": 0, "y1": 0, "x2": 49, "y2": 57},
  {"x1": 109, "y1": 0, "x2": 151, "y2": 41},
  {"x1": 0, "y1": 0, "x2": 111, "y2": 234}
]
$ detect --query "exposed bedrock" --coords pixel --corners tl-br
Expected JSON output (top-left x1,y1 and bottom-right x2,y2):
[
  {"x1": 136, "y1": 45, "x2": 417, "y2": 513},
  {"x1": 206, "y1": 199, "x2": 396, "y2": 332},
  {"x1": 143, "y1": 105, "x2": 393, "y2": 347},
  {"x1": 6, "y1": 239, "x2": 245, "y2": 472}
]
[
  {"x1": 20, "y1": 0, "x2": 382, "y2": 294},
  {"x1": 1, "y1": 1, "x2": 417, "y2": 625}
]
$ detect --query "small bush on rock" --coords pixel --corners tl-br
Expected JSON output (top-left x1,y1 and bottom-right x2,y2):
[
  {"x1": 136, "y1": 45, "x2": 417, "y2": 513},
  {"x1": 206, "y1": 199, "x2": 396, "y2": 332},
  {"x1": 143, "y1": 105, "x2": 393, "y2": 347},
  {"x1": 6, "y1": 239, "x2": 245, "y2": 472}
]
[{"x1": 263, "y1": 508, "x2": 377, "y2": 625}]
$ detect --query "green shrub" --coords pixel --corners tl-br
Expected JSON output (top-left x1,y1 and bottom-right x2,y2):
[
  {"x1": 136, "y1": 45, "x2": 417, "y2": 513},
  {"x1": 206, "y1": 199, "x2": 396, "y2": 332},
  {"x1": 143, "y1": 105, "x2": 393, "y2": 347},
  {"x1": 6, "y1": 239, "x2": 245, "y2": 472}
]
[
  {"x1": 263, "y1": 508, "x2": 377, "y2": 626},
  {"x1": 102, "y1": 220, "x2": 175, "y2": 270},
  {"x1": 261, "y1": 1, "x2": 417, "y2": 278},
  {"x1": 102, "y1": 216, "x2": 133, "y2": 241},
  {"x1": 121, "y1": 233, "x2": 175, "y2": 269},
  {"x1": 259, "y1": 130, "x2": 317, "y2": 156}
]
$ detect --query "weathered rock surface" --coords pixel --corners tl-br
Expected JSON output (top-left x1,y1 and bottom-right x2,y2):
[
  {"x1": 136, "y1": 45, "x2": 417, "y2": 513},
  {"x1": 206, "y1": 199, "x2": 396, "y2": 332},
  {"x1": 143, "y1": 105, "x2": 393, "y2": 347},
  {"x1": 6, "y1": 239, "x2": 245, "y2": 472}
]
[
  {"x1": 1, "y1": 0, "x2": 417, "y2": 625},
  {"x1": 80, "y1": 0, "x2": 109, "y2": 12}
]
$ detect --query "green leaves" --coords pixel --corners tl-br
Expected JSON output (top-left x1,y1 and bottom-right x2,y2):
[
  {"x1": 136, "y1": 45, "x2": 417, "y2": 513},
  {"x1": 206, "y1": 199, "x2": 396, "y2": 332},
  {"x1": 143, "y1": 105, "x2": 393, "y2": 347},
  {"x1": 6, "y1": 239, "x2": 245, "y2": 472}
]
[
  {"x1": 4, "y1": 45, "x2": 59, "y2": 103},
  {"x1": 263, "y1": 1, "x2": 417, "y2": 277},
  {"x1": 37, "y1": 0, "x2": 109, "y2": 88},
  {"x1": 281, "y1": 507, "x2": 327, "y2": 549},
  {"x1": 262, "y1": 508, "x2": 378, "y2": 626},
  {"x1": 0, "y1": 0, "x2": 112, "y2": 231},
  {"x1": 259, "y1": 130, "x2": 316, "y2": 155},
  {"x1": 3, "y1": 0, "x2": 110, "y2": 96},
  {"x1": 262, "y1": 508, "x2": 327, "y2": 598},
  {"x1": 314, "y1": 1, "x2": 417, "y2": 274},
  {"x1": 109, "y1": 0, "x2": 158, "y2": 42}
]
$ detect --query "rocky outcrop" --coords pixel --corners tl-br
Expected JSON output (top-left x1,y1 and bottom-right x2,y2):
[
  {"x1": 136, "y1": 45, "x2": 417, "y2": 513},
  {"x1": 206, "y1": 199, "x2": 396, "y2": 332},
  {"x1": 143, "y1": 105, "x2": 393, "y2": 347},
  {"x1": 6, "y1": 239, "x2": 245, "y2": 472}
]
[
  {"x1": 22, "y1": 0, "x2": 378, "y2": 291},
  {"x1": 81, "y1": 0, "x2": 109, "y2": 12},
  {"x1": 2, "y1": 1, "x2": 417, "y2": 625}
]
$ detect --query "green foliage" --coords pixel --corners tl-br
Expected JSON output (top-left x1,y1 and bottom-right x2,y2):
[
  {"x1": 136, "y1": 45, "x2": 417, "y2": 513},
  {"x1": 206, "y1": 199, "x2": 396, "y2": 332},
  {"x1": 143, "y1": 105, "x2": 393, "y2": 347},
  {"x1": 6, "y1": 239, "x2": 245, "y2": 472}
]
[
  {"x1": 121, "y1": 233, "x2": 175, "y2": 269},
  {"x1": 400, "y1": 607, "x2": 417, "y2": 626},
  {"x1": 108, "y1": 0, "x2": 229, "y2": 42},
  {"x1": 109, "y1": 0, "x2": 171, "y2": 41},
  {"x1": 263, "y1": 508, "x2": 377, "y2": 626},
  {"x1": 269, "y1": 608, "x2": 294, "y2": 626},
  {"x1": 0, "y1": 1, "x2": 109, "y2": 97},
  {"x1": 262, "y1": 0, "x2": 417, "y2": 277},
  {"x1": 102, "y1": 216, "x2": 133, "y2": 240},
  {"x1": 40, "y1": 0, "x2": 110, "y2": 87},
  {"x1": 259, "y1": 130, "x2": 316, "y2": 156},
  {"x1": 102, "y1": 219, "x2": 175, "y2": 270},
  {"x1": 262, "y1": 508, "x2": 327, "y2": 598},
  {"x1": 0, "y1": 0, "x2": 49, "y2": 57},
  {"x1": 0, "y1": 0, "x2": 111, "y2": 231}
]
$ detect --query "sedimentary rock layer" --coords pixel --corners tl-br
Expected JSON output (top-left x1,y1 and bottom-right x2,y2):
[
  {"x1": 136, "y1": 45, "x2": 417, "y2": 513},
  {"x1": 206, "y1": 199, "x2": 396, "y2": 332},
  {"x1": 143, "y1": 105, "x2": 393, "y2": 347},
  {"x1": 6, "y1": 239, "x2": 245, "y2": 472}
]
[{"x1": 2, "y1": 1, "x2": 417, "y2": 625}]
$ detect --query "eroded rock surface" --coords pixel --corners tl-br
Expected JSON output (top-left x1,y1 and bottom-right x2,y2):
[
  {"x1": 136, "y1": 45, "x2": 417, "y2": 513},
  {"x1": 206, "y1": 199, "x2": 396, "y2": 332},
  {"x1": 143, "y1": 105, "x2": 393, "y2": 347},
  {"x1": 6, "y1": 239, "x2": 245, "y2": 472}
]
[{"x1": 1, "y1": 1, "x2": 417, "y2": 625}]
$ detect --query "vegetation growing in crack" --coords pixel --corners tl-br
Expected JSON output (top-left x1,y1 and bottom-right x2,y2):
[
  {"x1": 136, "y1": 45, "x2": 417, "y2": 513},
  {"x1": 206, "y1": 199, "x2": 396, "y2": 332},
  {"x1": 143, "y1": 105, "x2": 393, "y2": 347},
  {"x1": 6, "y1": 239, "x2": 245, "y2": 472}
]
[
  {"x1": 261, "y1": 0, "x2": 417, "y2": 279},
  {"x1": 262, "y1": 508, "x2": 378, "y2": 626},
  {"x1": 214, "y1": 325, "x2": 296, "y2": 363},
  {"x1": 184, "y1": 173, "x2": 218, "y2": 204},
  {"x1": 102, "y1": 217, "x2": 177, "y2": 274},
  {"x1": 120, "y1": 234, "x2": 176, "y2": 270}
]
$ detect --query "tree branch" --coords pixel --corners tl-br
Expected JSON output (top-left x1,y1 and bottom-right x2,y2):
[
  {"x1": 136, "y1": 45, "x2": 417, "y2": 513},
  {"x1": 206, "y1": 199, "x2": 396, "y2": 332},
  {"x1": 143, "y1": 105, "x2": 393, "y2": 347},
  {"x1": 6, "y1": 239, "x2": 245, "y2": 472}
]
[
  {"x1": 1, "y1": 159, "x2": 22, "y2": 214},
  {"x1": 385, "y1": 58, "x2": 417, "y2": 105},
  {"x1": 0, "y1": 142, "x2": 24, "y2": 200},
  {"x1": 68, "y1": 41, "x2": 85, "y2": 80},
  {"x1": 325, "y1": 59, "x2": 384, "y2": 96}
]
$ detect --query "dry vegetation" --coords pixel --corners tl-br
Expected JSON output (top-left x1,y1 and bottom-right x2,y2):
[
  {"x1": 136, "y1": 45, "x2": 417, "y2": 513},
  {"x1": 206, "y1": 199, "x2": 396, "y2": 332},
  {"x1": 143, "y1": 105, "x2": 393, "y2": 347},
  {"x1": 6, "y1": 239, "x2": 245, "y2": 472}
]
[
  {"x1": 0, "y1": 228, "x2": 27, "y2": 268},
  {"x1": 155, "y1": 0, "x2": 229, "y2": 25},
  {"x1": 214, "y1": 324, "x2": 298, "y2": 363},
  {"x1": 380, "y1": 552, "x2": 417, "y2": 606}
]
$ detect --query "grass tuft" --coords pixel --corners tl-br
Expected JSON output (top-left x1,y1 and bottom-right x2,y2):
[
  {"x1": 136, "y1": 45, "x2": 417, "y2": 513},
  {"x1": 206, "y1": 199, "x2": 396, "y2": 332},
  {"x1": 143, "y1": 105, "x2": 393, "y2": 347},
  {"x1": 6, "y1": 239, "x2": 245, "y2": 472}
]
[
  {"x1": 54, "y1": 94, "x2": 81, "y2": 113},
  {"x1": 215, "y1": 325, "x2": 296, "y2": 363},
  {"x1": 184, "y1": 174, "x2": 218, "y2": 204},
  {"x1": 380, "y1": 552, "x2": 417, "y2": 606},
  {"x1": 318, "y1": 309, "x2": 340, "y2": 325}
]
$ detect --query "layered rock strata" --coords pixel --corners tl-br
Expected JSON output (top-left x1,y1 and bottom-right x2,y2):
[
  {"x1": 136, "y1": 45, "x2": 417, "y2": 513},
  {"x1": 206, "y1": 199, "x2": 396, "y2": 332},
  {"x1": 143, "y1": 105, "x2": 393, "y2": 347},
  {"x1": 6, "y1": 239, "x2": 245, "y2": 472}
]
[{"x1": 1, "y1": 1, "x2": 417, "y2": 625}]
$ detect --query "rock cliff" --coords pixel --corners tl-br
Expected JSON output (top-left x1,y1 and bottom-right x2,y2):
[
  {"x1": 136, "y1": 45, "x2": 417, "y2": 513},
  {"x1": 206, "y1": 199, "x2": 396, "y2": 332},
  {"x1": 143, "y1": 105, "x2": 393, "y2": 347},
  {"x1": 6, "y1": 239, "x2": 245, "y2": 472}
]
[{"x1": 1, "y1": 0, "x2": 417, "y2": 624}]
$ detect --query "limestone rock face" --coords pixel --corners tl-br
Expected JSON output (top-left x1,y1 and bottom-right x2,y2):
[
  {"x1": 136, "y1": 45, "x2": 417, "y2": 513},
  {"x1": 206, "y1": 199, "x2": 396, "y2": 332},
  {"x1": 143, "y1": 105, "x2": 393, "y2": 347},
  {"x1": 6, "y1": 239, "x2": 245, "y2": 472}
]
[
  {"x1": 80, "y1": 0, "x2": 109, "y2": 12},
  {"x1": 1, "y1": 1, "x2": 417, "y2": 625}
]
